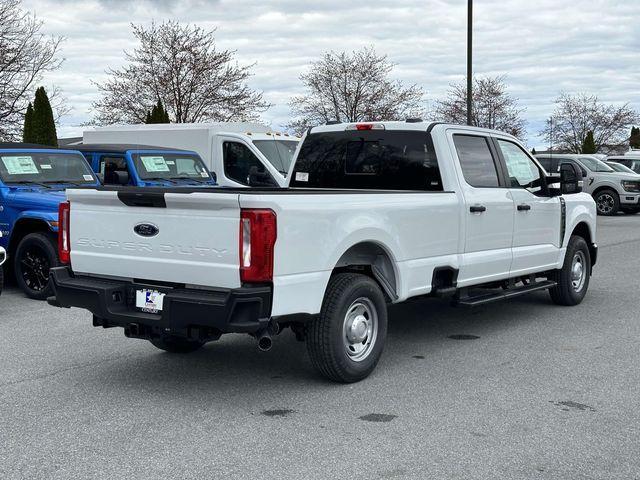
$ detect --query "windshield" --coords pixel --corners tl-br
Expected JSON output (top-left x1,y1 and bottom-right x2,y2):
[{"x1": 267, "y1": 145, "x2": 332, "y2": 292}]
[
  {"x1": 253, "y1": 140, "x2": 299, "y2": 175},
  {"x1": 0, "y1": 152, "x2": 96, "y2": 185},
  {"x1": 608, "y1": 162, "x2": 636, "y2": 174},
  {"x1": 578, "y1": 156, "x2": 614, "y2": 172},
  {"x1": 131, "y1": 153, "x2": 212, "y2": 182}
]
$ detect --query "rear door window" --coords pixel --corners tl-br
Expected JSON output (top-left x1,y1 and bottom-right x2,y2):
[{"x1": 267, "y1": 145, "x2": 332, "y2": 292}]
[
  {"x1": 290, "y1": 130, "x2": 442, "y2": 190},
  {"x1": 453, "y1": 135, "x2": 500, "y2": 188}
]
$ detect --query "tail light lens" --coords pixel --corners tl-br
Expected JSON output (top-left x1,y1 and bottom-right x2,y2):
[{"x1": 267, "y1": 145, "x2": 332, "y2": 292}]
[
  {"x1": 239, "y1": 209, "x2": 277, "y2": 283},
  {"x1": 58, "y1": 201, "x2": 71, "y2": 264}
]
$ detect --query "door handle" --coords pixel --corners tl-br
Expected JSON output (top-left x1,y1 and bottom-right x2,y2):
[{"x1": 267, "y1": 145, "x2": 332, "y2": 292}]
[
  {"x1": 470, "y1": 205, "x2": 486, "y2": 213},
  {"x1": 517, "y1": 204, "x2": 531, "y2": 211}
]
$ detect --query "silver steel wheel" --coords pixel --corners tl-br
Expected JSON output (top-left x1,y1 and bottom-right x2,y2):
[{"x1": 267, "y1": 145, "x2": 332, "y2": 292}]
[
  {"x1": 596, "y1": 193, "x2": 615, "y2": 214},
  {"x1": 342, "y1": 297, "x2": 378, "y2": 362},
  {"x1": 571, "y1": 250, "x2": 587, "y2": 293}
]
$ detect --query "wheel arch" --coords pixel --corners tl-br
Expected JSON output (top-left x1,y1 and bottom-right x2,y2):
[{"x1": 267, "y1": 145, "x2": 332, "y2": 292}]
[
  {"x1": 592, "y1": 185, "x2": 619, "y2": 198},
  {"x1": 331, "y1": 240, "x2": 399, "y2": 302},
  {"x1": 8, "y1": 216, "x2": 55, "y2": 257},
  {"x1": 569, "y1": 221, "x2": 597, "y2": 267}
]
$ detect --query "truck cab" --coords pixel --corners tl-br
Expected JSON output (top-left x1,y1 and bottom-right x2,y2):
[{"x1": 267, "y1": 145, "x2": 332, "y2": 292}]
[
  {"x1": 74, "y1": 144, "x2": 217, "y2": 188},
  {"x1": 0, "y1": 144, "x2": 100, "y2": 299},
  {"x1": 83, "y1": 123, "x2": 300, "y2": 188}
]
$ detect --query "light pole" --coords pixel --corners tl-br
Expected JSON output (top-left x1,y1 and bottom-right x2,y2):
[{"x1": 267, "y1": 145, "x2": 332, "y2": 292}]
[{"x1": 467, "y1": 0, "x2": 473, "y2": 126}]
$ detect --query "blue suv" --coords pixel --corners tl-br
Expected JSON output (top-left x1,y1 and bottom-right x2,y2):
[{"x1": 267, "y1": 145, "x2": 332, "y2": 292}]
[
  {"x1": 0, "y1": 144, "x2": 100, "y2": 299},
  {"x1": 74, "y1": 144, "x2": 217, "y2": 187}
]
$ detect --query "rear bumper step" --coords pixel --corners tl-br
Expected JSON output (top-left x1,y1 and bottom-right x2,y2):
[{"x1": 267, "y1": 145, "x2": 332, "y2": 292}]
[
  {"x1": 48, "y1": 267, "x2": 272, "y2": 340},
  {"x1": 455, "y1": 280, "x2": 557, "y2": 307}
]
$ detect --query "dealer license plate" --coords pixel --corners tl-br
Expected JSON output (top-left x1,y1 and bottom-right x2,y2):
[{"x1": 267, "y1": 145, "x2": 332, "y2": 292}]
[{"x1": 135, "y1": 289, "x2": 166, "y2": 313}]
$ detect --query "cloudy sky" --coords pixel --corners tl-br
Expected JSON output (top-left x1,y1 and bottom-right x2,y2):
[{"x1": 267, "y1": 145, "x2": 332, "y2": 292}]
[{"x1": 22, "y1": 0, "x2": 640, "y2": 147}]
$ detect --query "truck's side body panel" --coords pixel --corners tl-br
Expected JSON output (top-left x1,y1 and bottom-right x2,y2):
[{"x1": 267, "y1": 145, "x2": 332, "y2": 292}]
[{"x1": 239, "y1": 192, "x2": 460, "y2": 315}]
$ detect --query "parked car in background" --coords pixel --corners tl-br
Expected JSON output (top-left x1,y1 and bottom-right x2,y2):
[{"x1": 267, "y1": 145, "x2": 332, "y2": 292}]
[
  {"x1": 83, "y1": 123, "x2": 300, "y2": 188},
  {"x1": 74, "y1": 144, "x2": 217, "y2": 187},
  {"x1": 536, "y1": 154, "x2": 640, "y2": 215},
  {"x1": 0, "y1": 232, "x2": 5, "y2": 295},
  {"x1": 0, "y1": 143, "x2": 100, "y2": 299},
  {"x1": 607, "y1": 155, "x2": 640, "y2": 175},
  {"x1": 606, "y1": 161, "x2": 638, "y2": 174},
  {"x1": 50, "y1": 121, "x2": 596, "y2": 383}
]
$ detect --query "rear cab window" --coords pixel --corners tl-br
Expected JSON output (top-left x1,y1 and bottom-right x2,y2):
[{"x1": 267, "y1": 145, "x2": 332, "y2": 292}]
[{"x1": 290, "y1": 130, "x2": 443, "y2": 191}]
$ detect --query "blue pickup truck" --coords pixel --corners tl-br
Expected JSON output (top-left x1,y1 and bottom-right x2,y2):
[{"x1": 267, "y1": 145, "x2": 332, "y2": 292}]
[
  {"x1": 74, "y1": 144, "x2": 217, "y2": 187},
  {"x1": 0, "y1": 144, "x2": 101, "y2": 299}
]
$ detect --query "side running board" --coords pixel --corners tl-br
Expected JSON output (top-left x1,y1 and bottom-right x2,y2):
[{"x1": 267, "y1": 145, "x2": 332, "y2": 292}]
[{"x1": 454, "y1": 280, "x2": 557, "y2": 307}]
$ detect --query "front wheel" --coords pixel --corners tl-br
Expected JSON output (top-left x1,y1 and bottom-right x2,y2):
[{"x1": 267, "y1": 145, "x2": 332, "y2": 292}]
[
  {"x1": 150, "y1": 337, "x2": 205, "y2": 353},
  {"x1": 14, "y1": 232, "x2": 59, "y2": 300},
  {"x1": 594, "y1": 189, "x2": 619, "y2": 216},
  {"x1": 306, "y1": 273, "x2": 388, "y2": 383},
  {"x1": 549, "y1": 235, "x2": 591, "y2": 306}
]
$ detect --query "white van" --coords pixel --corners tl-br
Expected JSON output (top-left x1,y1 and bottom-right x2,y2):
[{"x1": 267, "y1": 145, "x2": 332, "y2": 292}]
[{"x1": 83, "y1": 123, "x2": 300, "y2": 187}]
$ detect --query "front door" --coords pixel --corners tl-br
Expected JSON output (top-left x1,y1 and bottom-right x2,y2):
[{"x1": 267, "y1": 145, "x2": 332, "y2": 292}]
[
  {"x1": 450, "y1": 132, "x2": 515, "y2": 286},
  {"x1": 494, "y1": 138, "x2": 561, "y2": 274}
]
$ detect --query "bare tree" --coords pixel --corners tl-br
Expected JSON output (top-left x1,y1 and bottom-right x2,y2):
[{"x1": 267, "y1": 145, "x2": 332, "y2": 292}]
[
  {"x1": 287, "y1": 47, "x2": 425, "y2": 135},
  {"x1": 92, "y1": 21, "x2": 269, "y2": 125},
  {"x1": 435, "y1": 75, "x2": 527, "y2": 139},
  {"x1": 541, "y1": 93, "x2": 638, "y2": 154},
  {"x1": 0, "y1": 0, "x2": 63, "y2": 140}
]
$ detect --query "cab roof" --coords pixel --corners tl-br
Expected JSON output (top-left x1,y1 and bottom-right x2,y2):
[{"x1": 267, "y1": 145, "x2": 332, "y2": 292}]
[{"x1": 73, "y1": 143, "x2": 197, "y2": 154}]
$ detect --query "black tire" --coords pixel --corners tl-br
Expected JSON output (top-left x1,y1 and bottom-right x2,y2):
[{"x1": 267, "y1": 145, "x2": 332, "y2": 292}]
[
  {"x1": 306, "y1": 273, "x2": 388, "y2": 383},
  {"x1": 621, "y1": 208, "x2": 640, "y2": 215},
  {"x1": 549, "y1": 235, "x2": 591, "y2": 306},
  {"x1": 14, "y1": 232, "x2": 59, "y2": 300},
  {"x1": 593, "y1": 189, "x2": 619, "y2": 216},
  {"x1": 150, "y1": 337, "x2": 204, "y2": 353}
]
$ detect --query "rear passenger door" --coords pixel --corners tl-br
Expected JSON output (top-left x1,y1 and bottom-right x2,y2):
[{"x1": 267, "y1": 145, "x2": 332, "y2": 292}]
[
  {"x1": 450, "y1": 132, "x2": 514, "y2": 284},
  {"x1": 494, "y1": 138, "x2": 561, "y2": 274}
]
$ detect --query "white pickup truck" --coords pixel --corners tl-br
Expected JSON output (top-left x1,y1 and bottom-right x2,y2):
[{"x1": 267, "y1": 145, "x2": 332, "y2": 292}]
[{"x1": 49, "y1": 121, "x2": 597, "y2": 382}]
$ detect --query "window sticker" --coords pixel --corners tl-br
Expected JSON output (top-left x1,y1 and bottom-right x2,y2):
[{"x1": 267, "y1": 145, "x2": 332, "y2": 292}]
[
  {"x1": 41, "y1": 164, "x2": 52, "y2": 170},
  {"x1": 201, "y1": 171, "x2": 209, "y2": 178},
  {"x1": 166, "y1": 160, "x2": 175, "y2": 165},
  {"x1": 1, "y1": 156, "x2": 39, "y2": 175},
  {"x1": 295, "y1": 172, "x2": 309, "y2": 182},
  {"x1": 140, "y1": 156, "x2": 170, "y2": 172},
  {"x1": 83, "y1": 174, "x2": 94, "y2": 181}
]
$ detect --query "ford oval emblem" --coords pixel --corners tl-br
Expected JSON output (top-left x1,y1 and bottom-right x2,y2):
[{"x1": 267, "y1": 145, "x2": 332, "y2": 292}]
[{"x1": 134, "y1": 223, "x2": 159, "y2": 237}]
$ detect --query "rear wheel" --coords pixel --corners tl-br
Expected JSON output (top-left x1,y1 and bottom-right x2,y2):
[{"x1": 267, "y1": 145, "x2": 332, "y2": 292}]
[
  {"x1": 549, "y1": 235, "x2": 591, "y2": 306},
  {"x1": 594, "y1": 189, "x2": 619, "y2": 216},
  {"x1": 14, "y1": 232, "x2": 59, "y2": 300},
  {"x1": 150, "y1": 337, "x2": 204, "y2": 353},
  {"x1": 306, "y1": 273, "x2": 388, "y2": 383}
]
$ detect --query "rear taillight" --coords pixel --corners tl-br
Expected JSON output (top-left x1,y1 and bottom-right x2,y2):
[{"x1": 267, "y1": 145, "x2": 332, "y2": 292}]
[
  {"x1": 239, "y1": 209, "x2": 277, "y2": 283},
  {"x1": 58, "y1": 201, "x2": 70, "y2": 264}
]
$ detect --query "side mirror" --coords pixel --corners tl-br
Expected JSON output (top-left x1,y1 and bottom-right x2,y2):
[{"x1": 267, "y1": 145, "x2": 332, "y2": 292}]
[
  {"x1": 114, "y1": 170, "x2": 130, "y2": 186},
  {"x1": 560, "y1": 162, "x2": 582, "y2": 194}
]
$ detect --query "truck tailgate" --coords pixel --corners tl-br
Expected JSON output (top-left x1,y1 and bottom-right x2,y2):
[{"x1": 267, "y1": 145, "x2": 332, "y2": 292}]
[{"x1": 67, "y1": 189, "x2": 241, "y2": 288}]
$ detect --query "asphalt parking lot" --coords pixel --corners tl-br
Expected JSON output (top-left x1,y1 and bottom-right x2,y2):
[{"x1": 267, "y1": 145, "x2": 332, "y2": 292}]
[{"x1": 1, "y1": 216, "x2": 639, "y2": 480}]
